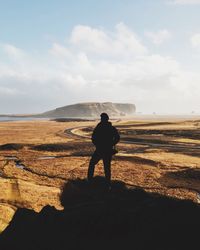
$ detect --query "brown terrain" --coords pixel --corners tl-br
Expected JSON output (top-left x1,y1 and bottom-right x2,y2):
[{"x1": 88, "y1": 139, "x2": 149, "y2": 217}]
[{"x1": 0, "y1": 117, "x2": 200, "y2": 249}]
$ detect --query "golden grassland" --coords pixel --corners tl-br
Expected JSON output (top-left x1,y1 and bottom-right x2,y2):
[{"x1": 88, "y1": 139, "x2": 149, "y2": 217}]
[{"x1": 0, "y1": 118, "x2": 200, "y2": 232}]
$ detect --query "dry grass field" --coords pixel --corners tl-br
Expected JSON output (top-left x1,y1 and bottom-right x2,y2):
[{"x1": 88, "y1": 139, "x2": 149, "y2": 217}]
[{"x1": 0, "y1": 117, "x2": 200, "y2": 233}]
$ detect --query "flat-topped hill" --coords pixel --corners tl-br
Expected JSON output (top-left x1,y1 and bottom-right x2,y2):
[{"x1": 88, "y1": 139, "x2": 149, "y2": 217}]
[{"x1": 41, "y1": 102, "x2": 136, "y2": 118}]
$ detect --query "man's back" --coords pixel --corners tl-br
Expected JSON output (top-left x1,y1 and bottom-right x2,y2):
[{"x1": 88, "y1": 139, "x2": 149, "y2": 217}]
[{"x1": 92, "y1": 121, "x2": 120, "y2": 150}]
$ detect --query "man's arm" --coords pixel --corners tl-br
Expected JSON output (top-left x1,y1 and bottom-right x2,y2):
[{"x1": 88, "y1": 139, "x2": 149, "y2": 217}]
[
  {"x1": 91, "y1": 126, "x2": 98, "y2": 146},
  {"x1": 113, "y1": 127, "x2": 120, "y2": 145}
]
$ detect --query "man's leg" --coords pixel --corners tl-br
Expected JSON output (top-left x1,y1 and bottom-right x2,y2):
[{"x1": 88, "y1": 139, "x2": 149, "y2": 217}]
[
  {"x1": 87, "y1": 150, "x2": 101, "y2": 181},
  {"x1": 102, "y1": 154, "x2": 112, "y2": 186}
]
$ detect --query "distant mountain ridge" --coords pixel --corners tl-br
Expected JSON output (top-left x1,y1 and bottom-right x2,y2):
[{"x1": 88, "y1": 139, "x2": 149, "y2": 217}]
[{"x1": 41, "y1": 102, "x2": 136, "y2": 118}]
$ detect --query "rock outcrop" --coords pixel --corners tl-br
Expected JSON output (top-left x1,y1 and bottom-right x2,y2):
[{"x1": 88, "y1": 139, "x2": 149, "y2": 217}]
[
  {"x1": 0, "y1": 178, "x2": 199, "y2": 250},
  {"x1": 41, "y1": 102, "x2": 136, "y2": 118}
]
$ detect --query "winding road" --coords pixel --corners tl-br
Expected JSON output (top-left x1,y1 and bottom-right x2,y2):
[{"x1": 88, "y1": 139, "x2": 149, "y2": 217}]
[{"x1": 64, "y1": 125, "x2": 200, "y2": 151}]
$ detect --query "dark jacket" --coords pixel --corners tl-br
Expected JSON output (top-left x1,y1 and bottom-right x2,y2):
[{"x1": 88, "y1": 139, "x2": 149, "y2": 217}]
[{"x1": 92, "y1": 121, "x2": 120, "y2": 151}]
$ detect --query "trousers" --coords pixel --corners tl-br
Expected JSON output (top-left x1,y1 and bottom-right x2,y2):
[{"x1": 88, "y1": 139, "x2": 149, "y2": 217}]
[{"x1": 87, "y1": 149, "x2": 112, "y2": 184}]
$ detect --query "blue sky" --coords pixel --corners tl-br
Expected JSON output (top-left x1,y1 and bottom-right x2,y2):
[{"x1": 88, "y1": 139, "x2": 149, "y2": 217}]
[
  {"x1": 1, "y1": 0, "x2": 199, "y2": 50},
  {"x1": 0, "y1": 0, "x2": 200, "y2": 114}
]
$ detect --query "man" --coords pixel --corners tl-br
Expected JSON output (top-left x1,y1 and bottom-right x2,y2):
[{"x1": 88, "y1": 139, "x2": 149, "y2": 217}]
[{"x1": 87, "y1": 113, "x2": 120, "y2": 186}]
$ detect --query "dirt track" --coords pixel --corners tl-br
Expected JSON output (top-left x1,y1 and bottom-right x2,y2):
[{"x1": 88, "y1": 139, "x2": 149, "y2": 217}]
[{"x1": 64, "y1": 124, "x2": 200, "y2": 151}]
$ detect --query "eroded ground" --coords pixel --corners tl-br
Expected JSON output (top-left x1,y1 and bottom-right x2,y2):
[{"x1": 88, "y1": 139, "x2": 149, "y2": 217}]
[{"x1": 0, "y1": 118, "x2": 200, "y2": 232}]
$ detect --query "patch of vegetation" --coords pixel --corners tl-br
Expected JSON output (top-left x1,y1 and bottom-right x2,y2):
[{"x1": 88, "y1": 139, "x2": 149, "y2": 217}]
[{"x1": 0, "y1": 144, "x2": 24, "y2": 151}]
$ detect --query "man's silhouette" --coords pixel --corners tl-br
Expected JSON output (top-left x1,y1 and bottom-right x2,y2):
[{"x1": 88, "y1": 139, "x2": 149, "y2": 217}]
[{"x1": 87, "y1": 113, "x2": 120, "y2": 186}]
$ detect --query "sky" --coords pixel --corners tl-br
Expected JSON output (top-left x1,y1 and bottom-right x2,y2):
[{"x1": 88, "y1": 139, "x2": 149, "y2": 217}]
[{"x1": 1, "y1": 0, "x2": 200, "y2": 114}]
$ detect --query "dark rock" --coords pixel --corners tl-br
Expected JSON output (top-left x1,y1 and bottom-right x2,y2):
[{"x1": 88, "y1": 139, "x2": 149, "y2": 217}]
[{"x1": 0, "y1": 177, "x2": 199, "y2": 250}]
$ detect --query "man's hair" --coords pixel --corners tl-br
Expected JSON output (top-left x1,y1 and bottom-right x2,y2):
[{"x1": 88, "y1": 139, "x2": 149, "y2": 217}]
[{"x1": 100, "y1": 113, "x2": 109, "y2": 121}]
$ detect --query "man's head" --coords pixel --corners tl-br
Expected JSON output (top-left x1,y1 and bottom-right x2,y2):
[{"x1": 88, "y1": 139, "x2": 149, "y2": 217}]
[{"x1": 100, "y1": 113, "x2": 109, "y2": 123}]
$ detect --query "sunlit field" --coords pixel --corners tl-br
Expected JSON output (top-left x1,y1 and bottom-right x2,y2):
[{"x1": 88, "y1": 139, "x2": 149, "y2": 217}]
[{"x1": 0, "y1": 117, "x2": 200, "y2": 232}]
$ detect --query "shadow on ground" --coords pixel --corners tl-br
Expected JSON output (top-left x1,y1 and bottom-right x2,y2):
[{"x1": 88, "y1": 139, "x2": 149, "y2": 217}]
[
  {"x1": 163, "y1": 168, "x2": 200, "y2": 180},
  {"x1": 165, "y1": 147, "x2": 200, "y2": 158},
  {"x1": 31, "y1": 142, "x2": 93, "y2": 153},
  {"x1": 159, "y1": 168, "x2": 200, "y2": 193},
  {"x1": 0, "y1": 143, "x2": 25, "y2": 151},
  {"x1": 0, "y1": 177, "x2": 199, "y2": 250}
]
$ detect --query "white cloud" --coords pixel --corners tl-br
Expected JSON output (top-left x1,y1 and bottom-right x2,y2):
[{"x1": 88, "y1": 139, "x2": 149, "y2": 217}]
[
  {"x1": 168, "y1": 0, "x2": 200, "y2": 5},
  {"x1": 0, "y1": 23, "x2": 199, "y2": 114},
  {"x1": 2, "y1": 44, "x2": 25, "y2": 58},
  {"x1": 49, "y1": 43, "x2": 72, "y2": 59},
  {"x1": 70, "y1": 23, "x2": 147, "y2": 58},
  {"x1": 145, "y1": 30, "x2": 172, "y2": 45},
  {"x1": 190, "y1": 33, "x2": 200, "y2": 48},
  {"x1": 0, "y1": 86, "x2": 20, "y2": 95}
]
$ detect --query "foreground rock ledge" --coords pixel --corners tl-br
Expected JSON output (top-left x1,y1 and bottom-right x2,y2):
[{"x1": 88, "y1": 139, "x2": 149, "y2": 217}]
[{"x1": 0, "y1": 177, "x2": 199, "y2": 250}]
